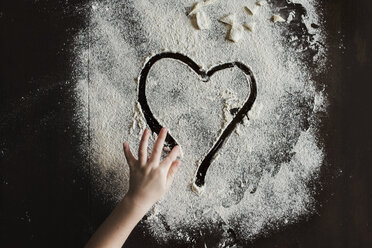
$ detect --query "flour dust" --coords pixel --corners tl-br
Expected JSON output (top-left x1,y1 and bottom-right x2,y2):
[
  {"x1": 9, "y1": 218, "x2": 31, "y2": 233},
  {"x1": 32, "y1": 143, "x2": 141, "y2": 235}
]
[{"x1": 73, "y1": 0, "x2": 328, "y2": 246}]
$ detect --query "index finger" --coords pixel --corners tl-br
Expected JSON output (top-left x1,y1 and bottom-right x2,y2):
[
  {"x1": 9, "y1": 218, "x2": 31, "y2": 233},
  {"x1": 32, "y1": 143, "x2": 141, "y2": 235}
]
[{"x1": 150, "y1": 127, "x2": 167, "y2": 164}]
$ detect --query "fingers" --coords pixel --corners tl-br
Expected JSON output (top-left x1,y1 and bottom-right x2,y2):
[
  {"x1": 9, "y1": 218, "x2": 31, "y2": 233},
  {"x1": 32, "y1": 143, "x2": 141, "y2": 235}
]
[
  {"x1": 138, "y1": 129, "x2": 150, "y2": 165},
  {"x1": 150, "y1": 127, "x2": 167, "y2": 164},
  {"x1": 161, "y1": 145, "x2": 181, "y2": 168},
  {"x1": 123, "y1": 142, "x2": 136, "y2": 167},
  {"x1": 166, "y1": 160, "x2": 181, "y2": 188}
]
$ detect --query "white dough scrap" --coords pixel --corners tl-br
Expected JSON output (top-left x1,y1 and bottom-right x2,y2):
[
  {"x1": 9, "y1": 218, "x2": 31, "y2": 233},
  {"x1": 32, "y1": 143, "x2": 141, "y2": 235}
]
[
  {"x1": 219, "y1": 13, "x2": 236, "y2": 25},
  {"x1": 273, "y1": 14, "x2": 286, "y2": 23},
  {"x1": 196, "y1": 10, "x2": 210, "y2": 29},
  {"x1": 191, "y1": 182, "x2": 205, "y2": 195},
  {"x1": 256, "y1": 0, "x2": 267, "y2": 6},
  {"x1": 188, "y1": 2, "x2": 203, "y2": 16},
  {"x1": 228, "y1": 24, "x2": 244, "y2": 42},
  {"x1": 188, "y1": 0, "x2": 218, "y2": 16},
  {"x1": 243, "y1": 22, "x2": 256, "y2": 32},
  {"x1": 245, "y1": 5, "x2": 259, "y2": 15}
]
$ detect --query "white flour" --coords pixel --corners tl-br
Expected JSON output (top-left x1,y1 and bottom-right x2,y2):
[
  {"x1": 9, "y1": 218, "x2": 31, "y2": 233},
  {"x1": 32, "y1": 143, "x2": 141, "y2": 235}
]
[{"x1": 73, "y1": 0, "x2": 328, "y2": 245}]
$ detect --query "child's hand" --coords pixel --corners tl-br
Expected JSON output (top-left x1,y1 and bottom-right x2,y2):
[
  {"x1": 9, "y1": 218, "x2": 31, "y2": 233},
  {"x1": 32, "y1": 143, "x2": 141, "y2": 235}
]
[
  {"x1": 85, "y1": 128, "x2": 181, "y2": 248},
  {"x1": 123, "y1": 127, "x2": 181, "y2": 211}
]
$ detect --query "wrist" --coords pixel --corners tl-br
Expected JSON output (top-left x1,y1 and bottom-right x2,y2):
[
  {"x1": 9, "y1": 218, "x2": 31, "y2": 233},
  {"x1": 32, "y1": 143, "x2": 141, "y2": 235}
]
[{"x1": 122, "y1": 194, "x2": 153, "y2": 214}]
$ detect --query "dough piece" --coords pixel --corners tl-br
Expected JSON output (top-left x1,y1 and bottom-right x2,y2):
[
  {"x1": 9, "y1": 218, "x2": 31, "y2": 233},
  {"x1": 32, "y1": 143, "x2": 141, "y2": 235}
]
[
  {"x1": 243, "y1": 22, "x2": 256, "y2": 32},
  {"x1": 219, "y1": 13, "x2": 243, "y2": 42},
  {"x1": 245, "y1": 5, "x2": 259, "y2": 15},
  {"x1": 188, "y1": 0, "x2": 218, "y2": 16},
  {"x1": 219, "y1": 13, "x2": 236, "y2": 25},
  {"x1": 191, "y1": 181, "x2": 205, "y2": 195},
  {"x1": 273, "y1": 14, "x2": 286, "y2": 23},
  {"x1": 228, "y1": 24, "x2": 244, "y2": 42},
  {"x1": 196, "y1": 10, "x2": 210, "y2": 30},
  {"x1": 256, "y1": 0, "x2": 267, "y2": 6},
  {"x1": 189, "y1": 2, "x2": 203, "y2": 15}
]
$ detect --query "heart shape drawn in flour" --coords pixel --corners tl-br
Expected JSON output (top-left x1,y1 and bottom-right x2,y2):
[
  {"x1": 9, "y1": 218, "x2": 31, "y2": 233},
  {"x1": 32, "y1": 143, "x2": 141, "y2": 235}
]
[{"x1": 138, "y1": 52, "x2": 257, "y2": 190}]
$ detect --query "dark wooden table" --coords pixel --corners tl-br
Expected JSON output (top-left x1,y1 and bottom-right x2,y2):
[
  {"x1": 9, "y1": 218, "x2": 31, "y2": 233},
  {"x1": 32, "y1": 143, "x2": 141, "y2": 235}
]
[{"x1": 1, "y1": 0, "x2": 371, "y2": 247}]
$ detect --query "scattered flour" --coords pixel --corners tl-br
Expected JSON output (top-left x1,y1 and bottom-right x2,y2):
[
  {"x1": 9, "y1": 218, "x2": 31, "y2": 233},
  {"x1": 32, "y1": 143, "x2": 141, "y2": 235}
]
[{"x1": 73, "y1": 0, "x2": 328, "y2": 245}]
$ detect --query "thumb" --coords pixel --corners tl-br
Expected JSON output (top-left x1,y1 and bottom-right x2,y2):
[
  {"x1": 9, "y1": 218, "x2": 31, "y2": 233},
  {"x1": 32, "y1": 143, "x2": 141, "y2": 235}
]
[{"x1": 166, "y1": 160, "x2": 181, "y2": 189}]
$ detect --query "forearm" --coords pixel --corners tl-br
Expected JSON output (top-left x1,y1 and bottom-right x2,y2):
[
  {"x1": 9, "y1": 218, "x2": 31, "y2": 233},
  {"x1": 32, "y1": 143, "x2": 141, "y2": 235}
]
[{"x1": 85, "y1": 195, "x2": 149, "y2": 248}]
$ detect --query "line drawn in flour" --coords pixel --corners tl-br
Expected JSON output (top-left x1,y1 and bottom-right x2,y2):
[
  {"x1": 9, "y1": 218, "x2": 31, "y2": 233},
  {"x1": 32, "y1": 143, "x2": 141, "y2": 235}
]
[{"x1": 137, "y1": 52, "x2": 257, "y2": 191}]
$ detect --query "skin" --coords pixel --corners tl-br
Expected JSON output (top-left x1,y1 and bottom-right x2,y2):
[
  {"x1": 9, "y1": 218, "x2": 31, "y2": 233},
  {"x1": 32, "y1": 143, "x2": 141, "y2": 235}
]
[{"x1": 85, "y1": 127, "x2": 181, "y2": 248}]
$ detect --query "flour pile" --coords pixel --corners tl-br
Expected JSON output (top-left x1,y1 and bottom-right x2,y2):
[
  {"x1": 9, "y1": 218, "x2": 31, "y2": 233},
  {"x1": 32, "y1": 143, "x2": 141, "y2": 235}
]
[{"x1": 73, "y1": 0, "x2": 328, "y2": 245}]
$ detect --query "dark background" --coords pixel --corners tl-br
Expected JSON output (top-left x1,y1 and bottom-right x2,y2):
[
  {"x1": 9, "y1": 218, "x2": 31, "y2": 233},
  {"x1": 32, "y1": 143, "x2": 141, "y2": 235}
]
[{"x1": 0, "y1": 0, "x2": 371, "y2": 247}]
